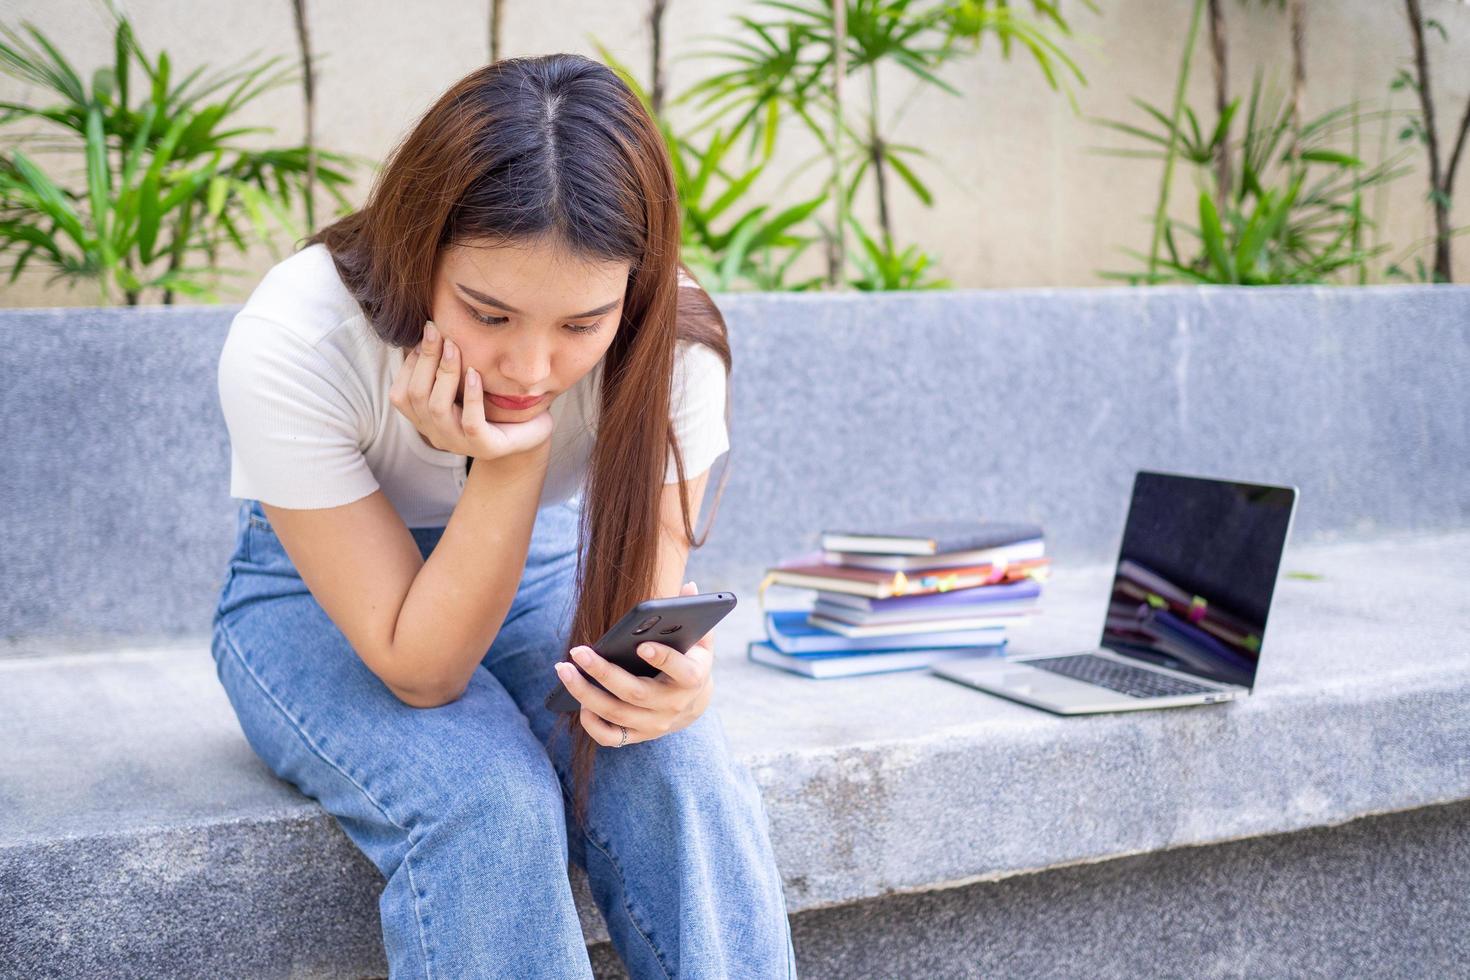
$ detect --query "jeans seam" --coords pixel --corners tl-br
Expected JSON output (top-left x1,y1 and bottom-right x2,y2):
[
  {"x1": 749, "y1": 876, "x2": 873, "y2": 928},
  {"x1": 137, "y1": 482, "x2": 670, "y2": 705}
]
[
  {"x1": 758, "y1": 795, "x2": 797, "y2": 979},
  {"x1": 215, "y1": 617, "x2": 437, "y2": 979},
  {"x1": 776, "y1": 861, "x2": 796, "y2": 979},
  {"x1": 580, "y1": 822, "x2": 674, "y2": 980}
]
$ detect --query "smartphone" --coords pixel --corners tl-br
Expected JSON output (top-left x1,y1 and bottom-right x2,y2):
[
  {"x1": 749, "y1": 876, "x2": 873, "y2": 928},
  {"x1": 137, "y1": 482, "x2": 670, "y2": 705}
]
[{"x1": 544, "y1": 591, "x2": 738, "y2": 713}]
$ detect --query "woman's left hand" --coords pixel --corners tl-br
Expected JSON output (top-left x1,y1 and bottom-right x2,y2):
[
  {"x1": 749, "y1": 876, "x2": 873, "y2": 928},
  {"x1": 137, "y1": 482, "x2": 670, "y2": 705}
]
[{"x1": 554, "y1": 581, "x2": 714, "y2": 747}]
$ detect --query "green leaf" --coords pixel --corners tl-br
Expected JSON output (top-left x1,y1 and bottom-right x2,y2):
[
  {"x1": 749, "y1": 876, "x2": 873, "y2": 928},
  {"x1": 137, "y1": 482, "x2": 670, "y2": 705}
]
[
  {"x1": 884, "y1": 150, "x2": 933, "y2": 206},
  {"x1": 8, "y1": 150, "x2": 87, "y2": 246},
  {"x1": 1299, "y1": 149, "x2": 1362, "y2": 167},
  {"x1": 151, "y1": 49, "x2": 171, "y2": 107},
  {"x1": 717, "y1": 207, "x2": 767, "y2": 288},
  {"x1": 1197, "y1": 191, "x2": 1235, "y2": 282},
  {"x1": 206, "y1": 175, "x2": 230, "y2": 219},
  {"x1": 705, "y1": 162, "x2": 765, "y2": 223},
  {"x1": 747, "y1": 194, "x2": 825, "y2": 250},
  {"x1": 1233, "y1": 190, "x2": 1274, "y2": 281},
  {"x1": 84, "y1": 106, "x2": 118, "y2": 275},
  {"x1": 113, "y1": 17, "x2": 132, "y2": 110}
]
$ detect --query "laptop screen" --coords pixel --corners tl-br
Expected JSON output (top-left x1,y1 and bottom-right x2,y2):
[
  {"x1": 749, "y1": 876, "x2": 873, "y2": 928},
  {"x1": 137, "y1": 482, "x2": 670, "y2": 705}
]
[{"x1": 1100, "y1": 471, "x2": 1297, "y2": 690}]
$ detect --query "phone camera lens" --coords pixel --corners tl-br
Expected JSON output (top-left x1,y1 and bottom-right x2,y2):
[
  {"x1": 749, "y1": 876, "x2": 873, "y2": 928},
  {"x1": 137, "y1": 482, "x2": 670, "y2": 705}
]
[
  {"x1": 658, "y1": 625, "x2": 682, "y2": 635},
  {"x1": 631, "y1": 615, "x2": 661, "y2": 635}
]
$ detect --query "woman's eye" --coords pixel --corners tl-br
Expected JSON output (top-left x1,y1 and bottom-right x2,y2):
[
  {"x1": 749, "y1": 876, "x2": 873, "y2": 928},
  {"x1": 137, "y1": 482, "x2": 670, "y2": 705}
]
[
  {"x1": 467, "y1": 307, "x2": 508, "y2": 326},
  {"x1": 466, "y1": 305, "x2": 599, "y2": 335}
]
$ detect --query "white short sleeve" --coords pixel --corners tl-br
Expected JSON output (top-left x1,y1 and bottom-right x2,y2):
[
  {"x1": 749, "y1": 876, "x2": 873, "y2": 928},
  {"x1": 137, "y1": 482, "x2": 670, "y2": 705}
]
[
  {"x1": 664, "y1": 339, "x2": 731, "y2": 483},
  {"x1": 218, "y1": 312, "x2": 380, "y2": 508}
]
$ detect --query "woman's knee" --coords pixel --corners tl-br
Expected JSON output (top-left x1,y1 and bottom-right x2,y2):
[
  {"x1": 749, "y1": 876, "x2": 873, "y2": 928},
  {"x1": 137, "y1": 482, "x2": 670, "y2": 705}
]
[
  {"x1": 412, "y1": 733, "x2": 569, "y2": 842},
  {"x1": 616, "y1": 707, "x2": 762, "y2": 817},
  {"x1": 215, "y1": 617, "x2": 571, "y2": 866}
]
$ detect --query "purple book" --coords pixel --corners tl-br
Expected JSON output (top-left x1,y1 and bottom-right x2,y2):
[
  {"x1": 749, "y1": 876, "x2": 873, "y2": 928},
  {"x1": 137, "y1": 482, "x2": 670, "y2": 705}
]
[{"x1": 816, "y1": 577, "x2": 1042, "y2": 614}]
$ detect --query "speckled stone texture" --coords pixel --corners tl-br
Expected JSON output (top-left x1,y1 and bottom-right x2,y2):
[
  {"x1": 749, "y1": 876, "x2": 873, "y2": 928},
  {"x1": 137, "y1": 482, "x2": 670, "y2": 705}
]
[
  {"x1": 2, "y1": 288, "x2": 1467, "y2": 976},
  {"x1": 776, "y1": 799, "x2": 1470, "y2": 980},
  {"x1": 2, "y1": 529, "x2": 1467, "y2": 977},
  {"x1": 2, "y1": 285, "x2": 1467, "y2": 648}
]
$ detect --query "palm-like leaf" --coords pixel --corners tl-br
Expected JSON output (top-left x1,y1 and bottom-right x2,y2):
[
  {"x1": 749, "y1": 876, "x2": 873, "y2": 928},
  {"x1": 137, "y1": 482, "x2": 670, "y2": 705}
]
[
  {"x1": 0, "y1": 9, "x2": 360, "y2": 303},
  {"x1": 1096, "y1": 72, "x2": 1409, "y2": 285}
]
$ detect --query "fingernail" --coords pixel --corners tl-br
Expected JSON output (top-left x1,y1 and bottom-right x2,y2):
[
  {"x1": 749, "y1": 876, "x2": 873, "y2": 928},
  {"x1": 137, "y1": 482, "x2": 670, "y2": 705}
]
[
  {"x1": 443, "y1": 338, "x2": 456, "y2": 360},
  {"x1": 554, "y1": 662, "x2": 568, "y2": 675},
  {"x1": 425, "y1": 321, "x2": 438, "y2": 342},
  {"x1": 571, "y1": 647, "x2": 588, "y2": 663},
  {"x1": 638, "y1": 644, "x2": 653, "y2": 659}
]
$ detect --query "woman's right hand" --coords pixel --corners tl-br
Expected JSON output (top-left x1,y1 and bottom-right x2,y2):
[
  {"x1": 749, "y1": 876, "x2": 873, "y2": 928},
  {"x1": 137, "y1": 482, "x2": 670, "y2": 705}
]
[{"x1": 389, "y1": 320, "x2": 555, "y2": 461}]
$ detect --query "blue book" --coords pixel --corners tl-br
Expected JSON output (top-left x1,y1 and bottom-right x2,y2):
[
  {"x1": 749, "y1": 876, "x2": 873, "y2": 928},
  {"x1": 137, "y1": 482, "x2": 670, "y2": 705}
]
[
  {"x1": 747, "y1": 640, "x2": 1007, "y2": 679},
  {"x1": 764, "y1": 609, "x2": 1007, "y2": 655}
]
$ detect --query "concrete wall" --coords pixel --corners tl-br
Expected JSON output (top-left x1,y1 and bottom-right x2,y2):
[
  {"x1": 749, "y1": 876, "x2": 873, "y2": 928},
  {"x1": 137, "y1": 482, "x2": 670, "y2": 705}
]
[
  {"x1": 2, "y1": 285, "x2": 1466, "y2": 649},
  {"x1": 2, "y1": 0, "x2": 1469, "y2": 307}
]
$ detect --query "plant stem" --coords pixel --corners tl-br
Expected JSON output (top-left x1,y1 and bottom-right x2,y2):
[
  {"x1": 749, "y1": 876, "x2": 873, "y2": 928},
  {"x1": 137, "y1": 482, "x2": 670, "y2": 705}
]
[
  {"x1": 291, "y1": 0, "x2": 317, "y2": 235},
  {"x1": 1207, "y1": 0, "x2": 1230, "y2": 211},
  {"x1": 1370, "y1": 86, "x2": 1395, "y2": 278},
  {"x1": 868, "y1": 63, "x2": 891, "y2": 242},
  {"x1": 489, "y1": 0, "x2": 504, "y2": 62},
  {"x1": 1404, "y1": 0, "x2": 1450, "y2": 281},
  {"x1": 1352, "y1": 101, "x2": 1365, "y2": 284},
  {"x1": 1149, "y1": 0, "x2": 1206, "y2": 279},
  {"x1": 650, "y1": 0, "x2": 669, "y2": 115},
  {"x1": 828, "y1": 0, "x2": 847, "y2": 288},
  {"x1": 1289, "y1": 0, "x2": 1306, "y2": 138}
]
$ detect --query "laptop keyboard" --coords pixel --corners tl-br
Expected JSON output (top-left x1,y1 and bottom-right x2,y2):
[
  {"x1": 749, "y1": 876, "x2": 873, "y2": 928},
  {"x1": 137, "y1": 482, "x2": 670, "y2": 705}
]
[{"x1": 1027, "y1": 654, "x2": 1215, "y2": 698}]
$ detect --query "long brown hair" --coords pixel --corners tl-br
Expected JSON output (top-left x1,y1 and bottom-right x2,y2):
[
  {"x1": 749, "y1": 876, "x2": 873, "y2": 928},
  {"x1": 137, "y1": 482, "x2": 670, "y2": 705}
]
[{"x1": 303, "y1": 54, "x2": 732, "y2": 830}]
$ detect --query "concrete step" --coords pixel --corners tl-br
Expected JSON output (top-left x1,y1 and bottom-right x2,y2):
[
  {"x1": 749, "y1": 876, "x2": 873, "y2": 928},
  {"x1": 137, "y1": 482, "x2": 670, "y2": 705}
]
[{"x1": 2, "y1": 528, "x2": 1468, "y2": 976}]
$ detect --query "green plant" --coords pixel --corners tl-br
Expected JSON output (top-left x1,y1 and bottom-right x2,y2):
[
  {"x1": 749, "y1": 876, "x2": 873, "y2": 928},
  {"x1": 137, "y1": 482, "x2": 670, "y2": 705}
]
[
  {"x1": 0, "y1": 11, "x2": 359, "y2": 304},
  {"x1": 845, "y1": 216, "x2": 950, "y2": 289},
  {"x1": 1096, "y1": 73, "x2": 1409, "y2": 284},
  {"x1": 939, "y1": 0, "x2": 1092, "y2": 106},
  {"x1": 681, "y1": 0, "x2": 1091, "y2": 287},
  {"x1": 1395, "y1": 0, "x2": 1470, "y2": 283},
  {"x1": 674, "y1": 127, "x2": 829, "y2": 291},
  {"x1": 598, "y1": 43, "x2": 825, "y2": 291}
]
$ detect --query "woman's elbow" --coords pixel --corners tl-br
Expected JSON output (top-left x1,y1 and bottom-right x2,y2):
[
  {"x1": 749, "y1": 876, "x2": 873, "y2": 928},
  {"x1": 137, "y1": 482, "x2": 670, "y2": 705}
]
[{"x1": 385, "y1": 676, "x2": 467, "y2": 709}]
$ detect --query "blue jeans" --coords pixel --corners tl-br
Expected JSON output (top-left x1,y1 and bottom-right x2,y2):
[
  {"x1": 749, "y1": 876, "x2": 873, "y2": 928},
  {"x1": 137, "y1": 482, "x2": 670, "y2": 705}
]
[{"x1": 210, "y1": 498, "x2": 797, "y2": 979}]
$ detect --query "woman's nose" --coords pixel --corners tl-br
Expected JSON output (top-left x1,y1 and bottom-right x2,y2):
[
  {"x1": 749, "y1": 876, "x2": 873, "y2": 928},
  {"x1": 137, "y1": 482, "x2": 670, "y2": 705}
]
[{"x1": 497, "y1": 340, "x2": 552, "y2": 390}]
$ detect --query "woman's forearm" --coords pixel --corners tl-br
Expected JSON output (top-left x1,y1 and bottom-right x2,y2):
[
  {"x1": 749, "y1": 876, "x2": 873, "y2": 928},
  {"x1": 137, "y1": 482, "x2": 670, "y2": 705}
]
[{"x1": 388, "y1": 441, "x2": 552, "y2": 704}]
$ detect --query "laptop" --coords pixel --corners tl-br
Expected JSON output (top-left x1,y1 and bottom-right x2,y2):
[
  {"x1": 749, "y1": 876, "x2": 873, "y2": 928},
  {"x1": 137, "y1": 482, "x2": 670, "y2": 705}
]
[{"x1": 931, "y1": 470, "x2": 1299, "y2": 715}]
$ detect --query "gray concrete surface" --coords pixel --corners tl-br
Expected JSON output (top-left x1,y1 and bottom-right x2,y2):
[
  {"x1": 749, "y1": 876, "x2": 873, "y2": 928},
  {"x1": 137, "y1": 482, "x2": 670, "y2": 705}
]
[
  {"x1": 776, "y1": 799, "x2": 1470, "y2": 980},
  {"x1": 3, "y1": 529, "x2": 1466, "y2": 976},
  {"x1": 3, "y1": 285, "x2": 1468, "y2": 649},
  {"x1": 3, "y1": 286, "x2": 1467, "y2": 975}
]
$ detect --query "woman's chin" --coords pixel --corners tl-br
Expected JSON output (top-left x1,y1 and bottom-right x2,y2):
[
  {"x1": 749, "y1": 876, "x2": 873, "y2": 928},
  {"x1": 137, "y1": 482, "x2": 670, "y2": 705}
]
[{"x1": 470, "y1": 400, "x2": 546, "y2": 422}]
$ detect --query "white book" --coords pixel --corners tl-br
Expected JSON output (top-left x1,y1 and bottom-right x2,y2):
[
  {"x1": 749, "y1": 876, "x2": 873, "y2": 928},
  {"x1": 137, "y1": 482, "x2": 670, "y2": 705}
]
[{"x1": 828, "y1": 539, "x2": 1046, "y2": 571}]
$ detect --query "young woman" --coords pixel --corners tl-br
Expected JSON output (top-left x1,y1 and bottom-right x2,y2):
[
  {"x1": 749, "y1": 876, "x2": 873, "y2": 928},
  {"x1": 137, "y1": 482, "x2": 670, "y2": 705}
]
[{"x1": 210, "y1": 54, "x2": 796, "y2": 978}]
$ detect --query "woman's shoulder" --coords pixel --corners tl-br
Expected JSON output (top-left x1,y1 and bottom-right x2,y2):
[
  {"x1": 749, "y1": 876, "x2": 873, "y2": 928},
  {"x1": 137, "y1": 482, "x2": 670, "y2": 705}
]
[
  {"x1": 223, "y1": 244, "x2": 383, "y2": 375},
  {"x1": 674, "y1": 336, "x2": 727, "y2": 383},
  {"x1": 219, "y1": 244, "x2": 389, "y2": 416},
  {"x1": 233, "y1": 243, "x2": 369, "y2": 346}
]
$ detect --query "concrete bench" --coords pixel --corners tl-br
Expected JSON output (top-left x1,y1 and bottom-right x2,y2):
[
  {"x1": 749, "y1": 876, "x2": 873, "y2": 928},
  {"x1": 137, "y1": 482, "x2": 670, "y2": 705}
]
[{"x1": 3, "y1": 286, "x2": 1468, "y2": 977}]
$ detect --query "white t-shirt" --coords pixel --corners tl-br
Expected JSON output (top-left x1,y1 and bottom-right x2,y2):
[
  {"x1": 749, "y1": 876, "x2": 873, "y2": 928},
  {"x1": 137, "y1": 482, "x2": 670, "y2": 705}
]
[{"x1": 217, "y1": 243, "x2": 730, "y2": 527}]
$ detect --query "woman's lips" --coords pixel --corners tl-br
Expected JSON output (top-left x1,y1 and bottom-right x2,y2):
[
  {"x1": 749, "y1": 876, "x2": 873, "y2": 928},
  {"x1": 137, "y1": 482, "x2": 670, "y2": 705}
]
[{"x1": 487, "y1": 393, "x2": 546, "y2": 410}]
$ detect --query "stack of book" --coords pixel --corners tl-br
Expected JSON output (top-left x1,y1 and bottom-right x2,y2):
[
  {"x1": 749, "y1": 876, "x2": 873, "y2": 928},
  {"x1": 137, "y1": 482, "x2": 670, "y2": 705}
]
[{"x1": 748, "y1": 519, "x2": 1049, "y2": 678}]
